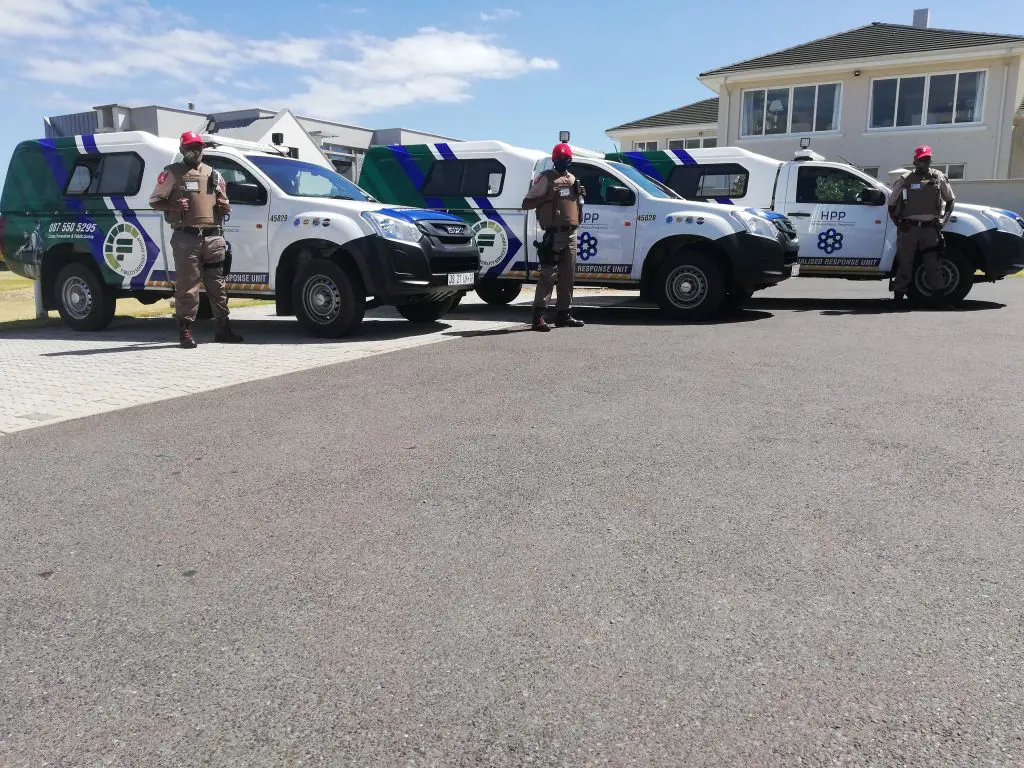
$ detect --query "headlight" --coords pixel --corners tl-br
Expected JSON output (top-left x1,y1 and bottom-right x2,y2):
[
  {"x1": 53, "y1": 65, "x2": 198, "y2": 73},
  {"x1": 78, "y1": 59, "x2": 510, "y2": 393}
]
[
  {"x1": 731, "y1": 210, "x2": 777, "y2": 240},
  {"x1": 361, "y1": 212, "x2": 422, "y2": 244},
  {"x1": 981, "y1": 209, "x2": 1021, "y2": 235}
]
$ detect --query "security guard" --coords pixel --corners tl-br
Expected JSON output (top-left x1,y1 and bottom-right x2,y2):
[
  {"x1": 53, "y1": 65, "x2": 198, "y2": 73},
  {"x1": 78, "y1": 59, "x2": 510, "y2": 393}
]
[
  {"x1": 888, "y1": 145, "x2": 955, "y2": 306},
  {"x1": 149, "y1": 131, "x2": 243, "y2": 348},
  {"x1": 521, "y1": 142, "x2": 585, "y2": 332}
]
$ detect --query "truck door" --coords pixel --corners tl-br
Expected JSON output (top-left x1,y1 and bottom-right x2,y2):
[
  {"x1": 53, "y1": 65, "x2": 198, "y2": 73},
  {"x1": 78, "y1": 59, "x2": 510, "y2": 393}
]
[
  {"x1": 203, "y1": 155, "x2": 271, "y2": 288},
  {"x1": 568, "y1": 162, "x2": 639, "y2": 281},
  {"x1": 780, "y1": 165, "x2": 891, "y2": 274}
]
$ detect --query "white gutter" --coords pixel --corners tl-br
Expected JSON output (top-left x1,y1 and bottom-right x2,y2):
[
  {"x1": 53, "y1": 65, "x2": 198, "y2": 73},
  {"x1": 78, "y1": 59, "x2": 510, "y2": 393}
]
[{"x1": 995, "y1": 61, "x2": 1011, "y2": 178}]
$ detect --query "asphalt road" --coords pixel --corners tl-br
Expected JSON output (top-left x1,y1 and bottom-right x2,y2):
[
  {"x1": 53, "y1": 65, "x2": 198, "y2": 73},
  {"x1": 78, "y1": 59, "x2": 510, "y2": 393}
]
[{"x1": 2, "y1": 278, "x2": 1023, "y2": 766}]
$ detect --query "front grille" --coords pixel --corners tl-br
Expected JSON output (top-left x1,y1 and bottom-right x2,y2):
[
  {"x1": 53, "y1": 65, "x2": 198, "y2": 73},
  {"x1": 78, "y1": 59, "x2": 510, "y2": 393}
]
[
  {"x1": 417, "y1": 219, "x2": 473, "y2": 245},
  {"x1": 429, "y1": 253, "x2": 480, "y2": 273}
]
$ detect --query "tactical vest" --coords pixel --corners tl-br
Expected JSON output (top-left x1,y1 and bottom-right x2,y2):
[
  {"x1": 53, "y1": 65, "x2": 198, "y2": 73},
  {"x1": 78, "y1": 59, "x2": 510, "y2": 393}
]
[
  {"x1": 899, "y1": 170, "x2": 943, "y2": 220},
  {"x1": 536, "y1": 170, "x2": 581, "y2": 229},
  {"x1": 165, "y1": 162, "x2": 220, "y2": 228}
]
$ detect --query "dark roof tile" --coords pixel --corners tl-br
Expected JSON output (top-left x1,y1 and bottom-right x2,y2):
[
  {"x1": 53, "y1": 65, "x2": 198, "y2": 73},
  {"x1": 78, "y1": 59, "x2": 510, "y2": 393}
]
[
  {"x1": 700, "y1": 22, "x2": 1024, "y2": 77},
  {"x1": 607, "y1": 97, "x2": 719, "y2": 132}
]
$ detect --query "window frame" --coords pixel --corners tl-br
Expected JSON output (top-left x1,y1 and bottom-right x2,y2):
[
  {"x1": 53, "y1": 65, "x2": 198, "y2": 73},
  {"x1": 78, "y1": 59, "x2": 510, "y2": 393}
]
[
  {"x1": 739, "y1": 81, "x2": 843, "y2": 138},
  {"x1": 867, "y1": 69, "x2": 987, "y2": 131},
  {"x1": 632, "y1": 141, "x2": 659, "y2": 152},
  {"x1": 795, "y1": 166, "x2": 882, "y2": 206},
  {"x1": 422, "y1": 158, "x2": 506, "y2": 198},
  {"x1": 933, "y1": 163, "x2": 966, "y2": 180},
  {"x1": 667, "y1": 137, "x2": 718, "y2": 150},
  {"x1": 63, "y1": 152, "x2": 146, "y2": 198},
  {"x1": 203, "y1": 154, "x2": 269, "y2": 207},
  {"x1": 570, "y1": 162, "x2": 638, "y2": 207},
  {"x1": 667, "y1": 163, "x2": 750, "y2": 201}
]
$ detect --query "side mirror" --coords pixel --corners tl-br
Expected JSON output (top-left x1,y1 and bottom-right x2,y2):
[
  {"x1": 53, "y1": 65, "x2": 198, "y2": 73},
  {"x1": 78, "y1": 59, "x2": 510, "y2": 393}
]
[
  {"x1": 605, "y1": 185, "x2": 635, "y2": 206},
  {"x1": 860, "y1": 188, "x2": 887, "y2": 206},
  {"x1": 226, "y1": 181, "x2": 267, "y2": 206}
]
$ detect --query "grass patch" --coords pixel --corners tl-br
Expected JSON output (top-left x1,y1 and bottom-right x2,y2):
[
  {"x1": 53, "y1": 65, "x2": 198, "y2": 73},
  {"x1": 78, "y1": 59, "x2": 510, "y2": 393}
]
[{"x1": 0, "y1": 271, "x2": 271, "y2": 329}]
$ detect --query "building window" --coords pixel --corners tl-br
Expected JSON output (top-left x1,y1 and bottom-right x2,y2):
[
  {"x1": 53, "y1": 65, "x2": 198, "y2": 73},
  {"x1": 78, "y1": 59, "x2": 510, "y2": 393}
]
[
  {"x1": 934, "y1": 163, "x2": 966, "y2": 180},
  {"x1": 741, "y1": 83, "x2": 841, "y2": 137},
  {"x1": 422, "y1": 159, "x2": 505, "y2": 197},
  {"x1": 860, "y1": 167, "x2": 880, "y2": 179},
  {"x1": 668, "y1": 137, "x2": 717, "y2": 150},
  {"x1": 869, "y1": 71, "x2": 985, "y2": 129},
  {"x1": 667, "y1": 163, "x2": 749, "y2": 201},
  {"x1": 632, "y1": 141, "x2": 658, "y2": 151},
  {"x1": 65, "y1": 152, "x2": 145, "y2": 197}
]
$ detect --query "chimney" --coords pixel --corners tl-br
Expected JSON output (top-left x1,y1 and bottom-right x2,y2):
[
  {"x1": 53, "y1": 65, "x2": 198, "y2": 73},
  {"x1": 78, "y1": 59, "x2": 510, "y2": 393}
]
[{"x1": 912, "y1": 8, "x2": 930, "y2": 28}]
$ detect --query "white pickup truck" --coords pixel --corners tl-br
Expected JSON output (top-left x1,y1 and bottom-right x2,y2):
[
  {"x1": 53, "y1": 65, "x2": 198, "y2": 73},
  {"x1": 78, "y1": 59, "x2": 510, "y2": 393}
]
[
  {"x1": 0, "y1": 131, "x2": 479, "y2": 335},
  {"x1": 359, "y1": 140, "x2": 799, "y2": 319},
  {"x1": 610, "y1": 146, "x2": 1024, "y2": 305}
]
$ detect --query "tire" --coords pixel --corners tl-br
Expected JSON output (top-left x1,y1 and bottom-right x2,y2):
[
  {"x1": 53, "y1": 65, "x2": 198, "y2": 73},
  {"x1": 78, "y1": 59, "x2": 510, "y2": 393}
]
[
  {"x1": 292, "y1": 258, "x2": 365, "y2": 338},
  {"x1": 397, "y1": 296, "x2": 455, "y2": 323},
  {"x1": 907, "y1": 245, "x2": 974, "y2": 307},
  {"x1": 54, "y1": 262, "x2": 116, "y2": 331},
  {"x1": 476, "y1": 279, "x2": 522, "y2": 306},
  {"x1": 653, "y1": 251, "x2": 726, "y2": 320}
]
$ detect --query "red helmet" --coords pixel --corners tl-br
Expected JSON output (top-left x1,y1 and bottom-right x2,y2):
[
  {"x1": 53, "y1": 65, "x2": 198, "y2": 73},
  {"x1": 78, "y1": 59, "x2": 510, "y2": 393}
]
[
  {"x1": 552, "y1": 143, "x2": 573, "y2": 162},
  {"x1": 914, "y1": 145, "x2": 932, "y2": 161},
  {"x1": 180, "y1": 130, "x2": 205, "y2": 147}
]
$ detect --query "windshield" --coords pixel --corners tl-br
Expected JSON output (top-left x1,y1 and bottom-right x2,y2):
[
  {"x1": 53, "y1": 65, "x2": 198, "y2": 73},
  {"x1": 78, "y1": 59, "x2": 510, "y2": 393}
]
[
  {"x1": 607, "y1": 161, "x2": 680, "y2": 200},
  {"x1": 247, "y1": 155, "x2": 372, "y2": 201}
]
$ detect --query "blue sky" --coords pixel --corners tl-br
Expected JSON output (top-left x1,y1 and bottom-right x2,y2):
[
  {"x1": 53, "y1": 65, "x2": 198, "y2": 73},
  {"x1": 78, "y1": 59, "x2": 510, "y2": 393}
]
[{"x1": 0, "y1": 0, "x2": 1019, "y2": 188}]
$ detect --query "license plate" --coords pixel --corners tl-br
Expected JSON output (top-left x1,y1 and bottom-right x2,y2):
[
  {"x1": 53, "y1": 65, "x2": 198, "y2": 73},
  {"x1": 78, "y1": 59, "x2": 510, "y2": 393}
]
[
  {"x1": 448, "y1": 272, "x2": 475, "y2": 286},
  {"x1": 791, "y1": 263, "x2": 801, "y2": 277}
]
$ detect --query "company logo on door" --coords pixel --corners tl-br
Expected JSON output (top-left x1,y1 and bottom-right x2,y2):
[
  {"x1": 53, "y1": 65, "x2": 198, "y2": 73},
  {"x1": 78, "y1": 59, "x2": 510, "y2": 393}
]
[
  {"x1": 103, "y1": 223, "x2": 148, "y2": 278},
  {"x1": 471, "y1": 220, "x2": 508, "y2": 268}
]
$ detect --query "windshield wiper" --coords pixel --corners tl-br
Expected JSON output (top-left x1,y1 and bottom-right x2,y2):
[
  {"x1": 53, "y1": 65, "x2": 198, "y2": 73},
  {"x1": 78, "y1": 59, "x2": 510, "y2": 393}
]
[{"x1": 329, "y1": 194, "x2": 356, "y2": 200}]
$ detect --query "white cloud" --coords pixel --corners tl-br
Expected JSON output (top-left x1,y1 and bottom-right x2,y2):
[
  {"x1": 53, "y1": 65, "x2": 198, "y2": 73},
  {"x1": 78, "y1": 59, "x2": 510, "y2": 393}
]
[
  {"x1": 1, "y1": 2, "x2": 558, "y2": 121},
  {"x1": 0, "y1": 0, "x2": 106, "y2": 38},
  {"x1": 480, "y1": 8, "x2": 521, "y2": 22}
]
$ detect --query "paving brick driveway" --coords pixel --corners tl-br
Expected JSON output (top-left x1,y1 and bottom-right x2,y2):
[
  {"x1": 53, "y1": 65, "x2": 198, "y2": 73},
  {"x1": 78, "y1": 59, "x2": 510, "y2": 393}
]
[{"x1": 0, "y1": 294, "x2": 565, "y2": 434}]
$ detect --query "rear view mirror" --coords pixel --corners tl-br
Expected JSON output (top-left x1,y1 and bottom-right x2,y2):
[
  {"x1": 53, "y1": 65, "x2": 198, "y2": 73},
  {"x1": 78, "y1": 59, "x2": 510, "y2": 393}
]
[
  {"x1": 859, "y1": 188, "x2": 887, "y2": 206},
  {"x1": 226, "y1": 181, "x2": 267, "y2": 206},
  {"x1": 605, "y1": 185, "x2": 635, "y2": 206}
]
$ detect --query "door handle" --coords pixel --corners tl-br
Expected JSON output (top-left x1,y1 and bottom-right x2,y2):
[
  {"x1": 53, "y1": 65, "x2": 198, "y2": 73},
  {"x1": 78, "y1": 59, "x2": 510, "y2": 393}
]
[{"x1": 788, "y1": 212, "x2": 812, "y2": 218}]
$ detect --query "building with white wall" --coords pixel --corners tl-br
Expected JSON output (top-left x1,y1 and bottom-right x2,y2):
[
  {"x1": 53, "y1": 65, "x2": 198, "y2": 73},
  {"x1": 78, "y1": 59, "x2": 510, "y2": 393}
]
[{"x1": 607, "y1": 12, "x2": 1024, "y2": 183}]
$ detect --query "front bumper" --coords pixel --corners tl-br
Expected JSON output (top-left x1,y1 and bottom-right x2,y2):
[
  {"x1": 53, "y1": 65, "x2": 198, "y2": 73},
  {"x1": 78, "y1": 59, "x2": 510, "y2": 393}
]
[
  {"x1": 345, "y1": 233, "x2": 481, "y2": 302},
  {"x1": 971, "y1": 229, "x2": 1024, "y2": 279},
  {"x1": 722, "y1": 232, "x2": 794, "y2": 290}
]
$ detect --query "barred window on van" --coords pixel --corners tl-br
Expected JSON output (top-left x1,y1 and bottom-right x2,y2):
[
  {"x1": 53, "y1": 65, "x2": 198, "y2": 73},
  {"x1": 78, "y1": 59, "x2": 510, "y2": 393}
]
[
  {"x1": 422, "y1": 159, "x2": 505, "y2": 198},
  {"x1": 668, "y1": 163, "x2": 749, "y2": 200},
  {"x1": 65, "y1": 153, "x2": 145, "y2": 197}
]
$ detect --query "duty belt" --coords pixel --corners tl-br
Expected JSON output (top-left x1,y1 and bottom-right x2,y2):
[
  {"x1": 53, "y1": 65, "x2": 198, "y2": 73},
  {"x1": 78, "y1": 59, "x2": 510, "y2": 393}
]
[
  {"x1": 547, "y1": 225, "x2": 577, "y2": 232},
  {"x1": 900, "y1": 219, "x2": 940, "y2": 228},
  {"x1": 177, "y1": 226, "x2": 223, "y2": 237}
]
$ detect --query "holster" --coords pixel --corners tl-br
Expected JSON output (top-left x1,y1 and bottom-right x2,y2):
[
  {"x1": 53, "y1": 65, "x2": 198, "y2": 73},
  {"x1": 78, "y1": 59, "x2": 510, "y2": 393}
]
[{"x1": 534, "y1": 230, "x2": 556, "y2": 267}]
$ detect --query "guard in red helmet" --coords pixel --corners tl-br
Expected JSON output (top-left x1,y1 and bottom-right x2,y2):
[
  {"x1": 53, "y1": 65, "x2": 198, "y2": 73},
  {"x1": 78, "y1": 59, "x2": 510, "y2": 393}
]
[
  {"x1": 521, "y1": 142, "x2": 586, "y2": 331},
  {"x1": 149, "y1": 131, "x2": 243, "y2": 347},
  {"x1": 887, "y1": 144, "x2": 955, "y2": 307}
]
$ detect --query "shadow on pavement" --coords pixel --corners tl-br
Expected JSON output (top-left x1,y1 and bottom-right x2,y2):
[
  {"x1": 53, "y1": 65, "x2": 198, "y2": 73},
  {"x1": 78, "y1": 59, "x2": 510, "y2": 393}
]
[
  {"x1": 751, "y1": 297, "x2": 1006, "y2": 316},
  {"x1": 451, "y1": 301, "x2": 773, "y2": 327},
  {"x1": 26, "y1": 316, "x2": 447, "y2": 354}
]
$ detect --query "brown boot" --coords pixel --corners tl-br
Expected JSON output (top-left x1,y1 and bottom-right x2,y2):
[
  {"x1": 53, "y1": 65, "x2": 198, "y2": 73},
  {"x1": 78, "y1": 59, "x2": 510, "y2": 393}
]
[
  {"x1": 214, "y1": 317, "x2": 244, "y2": 343},
  {"x1": 531, "y1": 311, "x2": 551, "y2": 332},
  {"x1": 178, "y1": 319, "x2": 197, "y2": 349}
]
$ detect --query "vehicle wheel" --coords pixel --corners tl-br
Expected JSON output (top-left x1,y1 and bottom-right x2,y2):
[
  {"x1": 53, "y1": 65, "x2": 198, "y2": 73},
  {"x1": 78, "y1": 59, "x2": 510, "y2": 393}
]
[
  {"x1": 476, "y1": 279, "x2": 522, "y2": 306},
  {"x1": 292, "y1": 258, "x2": 365, "y2": 338},
  {"x1": 907, "y1": 246, "x2": 974, "y2": 307},
  {"x1": 653, "y1": 251, "x2": 726, "y2": 320},
  {"x1": 397, "y1": 296, "x2": 455, "y2": 323},
  {"x1": 54, "y1": 262, "x2": 116, "y2": 331}
]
